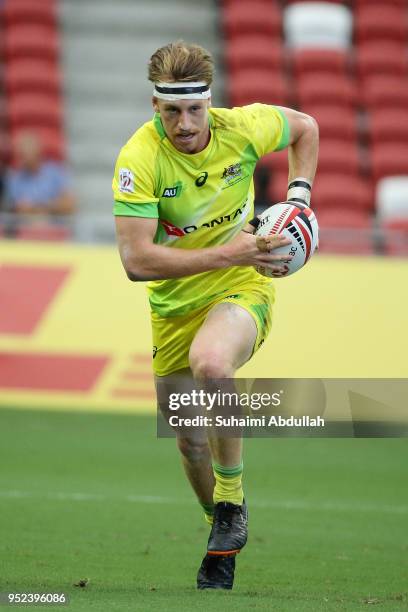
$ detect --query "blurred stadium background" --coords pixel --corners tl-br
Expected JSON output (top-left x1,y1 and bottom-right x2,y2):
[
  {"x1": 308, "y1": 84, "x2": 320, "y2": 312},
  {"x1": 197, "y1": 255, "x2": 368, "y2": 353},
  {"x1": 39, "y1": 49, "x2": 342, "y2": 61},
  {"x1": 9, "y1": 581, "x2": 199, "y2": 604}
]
[
  {"x1": 1, "y1": 0, "x2": 408, "y2": 409},
  {"x1": 0, "y1": 1, "x2": 407, "y2": 609},
  {"x1": 1, "y1": 0, "x2": 408, "y2": 249}
]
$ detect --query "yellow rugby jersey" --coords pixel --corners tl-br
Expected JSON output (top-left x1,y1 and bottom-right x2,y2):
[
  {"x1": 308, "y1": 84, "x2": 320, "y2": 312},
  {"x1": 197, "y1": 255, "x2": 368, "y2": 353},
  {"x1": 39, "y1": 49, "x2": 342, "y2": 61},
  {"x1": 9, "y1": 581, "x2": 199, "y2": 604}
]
[{"x1": 112, "y1": 104, "x2": 290, "y2": 317}]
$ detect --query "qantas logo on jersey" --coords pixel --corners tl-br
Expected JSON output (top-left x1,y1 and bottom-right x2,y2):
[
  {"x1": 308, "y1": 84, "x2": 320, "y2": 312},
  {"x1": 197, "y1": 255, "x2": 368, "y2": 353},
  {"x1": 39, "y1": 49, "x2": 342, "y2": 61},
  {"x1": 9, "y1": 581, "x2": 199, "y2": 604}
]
[{"x1": 160, "y1": 198, "x2": 248, "y2": 237}]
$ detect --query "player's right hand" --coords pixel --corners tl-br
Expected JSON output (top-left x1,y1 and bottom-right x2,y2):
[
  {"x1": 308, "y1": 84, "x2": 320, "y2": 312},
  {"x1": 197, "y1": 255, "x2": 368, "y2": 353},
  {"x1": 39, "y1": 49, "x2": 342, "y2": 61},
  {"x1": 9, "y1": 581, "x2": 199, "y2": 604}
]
[{"x1": 224, "y1": 231, "x2": 293, "y2": 276}]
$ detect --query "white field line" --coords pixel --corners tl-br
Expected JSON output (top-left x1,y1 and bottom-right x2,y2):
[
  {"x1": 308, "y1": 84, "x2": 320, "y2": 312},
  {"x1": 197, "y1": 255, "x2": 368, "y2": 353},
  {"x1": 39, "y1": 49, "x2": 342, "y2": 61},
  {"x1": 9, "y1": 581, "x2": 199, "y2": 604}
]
[{"x1": 0, "y1": 489, "x2": 407, "y2": 516}]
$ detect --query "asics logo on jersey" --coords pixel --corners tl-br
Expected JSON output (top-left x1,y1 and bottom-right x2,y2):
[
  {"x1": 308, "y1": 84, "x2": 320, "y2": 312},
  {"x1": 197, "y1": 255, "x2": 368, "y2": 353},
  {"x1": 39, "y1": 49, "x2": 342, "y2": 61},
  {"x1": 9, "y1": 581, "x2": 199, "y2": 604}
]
[{"x1": 195, "y1": 172, "x2": 208, "y2": 187}]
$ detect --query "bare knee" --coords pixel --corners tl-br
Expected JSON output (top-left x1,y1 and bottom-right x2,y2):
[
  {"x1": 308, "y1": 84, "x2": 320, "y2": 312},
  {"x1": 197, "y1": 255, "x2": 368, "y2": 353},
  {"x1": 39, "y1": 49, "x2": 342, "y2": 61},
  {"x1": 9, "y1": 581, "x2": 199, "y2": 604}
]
[
  {"x1": 177, "y1": 437, "x2": 210, "y2": 464},
  {"x1": 189, "y1": 352, "x2": 234, "y2": 379}
]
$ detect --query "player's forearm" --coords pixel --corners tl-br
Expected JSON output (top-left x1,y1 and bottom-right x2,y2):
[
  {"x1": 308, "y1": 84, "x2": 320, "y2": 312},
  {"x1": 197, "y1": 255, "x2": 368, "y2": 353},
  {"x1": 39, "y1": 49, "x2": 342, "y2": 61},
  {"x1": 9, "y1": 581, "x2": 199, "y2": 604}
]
[
  {"x1": 287, "y1": 114, "x2": 319, "y2": 185},
  {"x1": 122, "y1": 242, "x2": 233, "y2": 281}
]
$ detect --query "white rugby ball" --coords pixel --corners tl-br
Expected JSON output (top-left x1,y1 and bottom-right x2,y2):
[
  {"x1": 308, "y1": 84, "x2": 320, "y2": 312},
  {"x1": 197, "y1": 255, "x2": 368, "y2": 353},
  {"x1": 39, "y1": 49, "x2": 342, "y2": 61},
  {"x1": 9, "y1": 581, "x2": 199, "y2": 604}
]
[{"x1": 255, "y1": 201, "x2": 319, "y2": 277}]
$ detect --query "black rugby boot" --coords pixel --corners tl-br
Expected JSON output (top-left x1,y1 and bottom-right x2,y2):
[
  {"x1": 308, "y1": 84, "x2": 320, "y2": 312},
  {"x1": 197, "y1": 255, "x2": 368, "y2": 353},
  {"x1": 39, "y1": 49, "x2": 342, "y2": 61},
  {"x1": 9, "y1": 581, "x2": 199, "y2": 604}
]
[
  {"x1": 197, "y1": 553, "x2": 236, "y2": 590},
  {"x1": 207, "y1": 500, "x2": 248, "y2": 556}
]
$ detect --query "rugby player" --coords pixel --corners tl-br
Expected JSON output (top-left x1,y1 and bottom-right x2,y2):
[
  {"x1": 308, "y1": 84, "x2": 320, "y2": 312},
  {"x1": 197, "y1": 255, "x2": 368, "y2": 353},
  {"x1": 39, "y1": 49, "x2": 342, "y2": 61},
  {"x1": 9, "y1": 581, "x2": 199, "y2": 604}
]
[{"x1": 113, "y1": 41, "x2": 318, "y2": 590}]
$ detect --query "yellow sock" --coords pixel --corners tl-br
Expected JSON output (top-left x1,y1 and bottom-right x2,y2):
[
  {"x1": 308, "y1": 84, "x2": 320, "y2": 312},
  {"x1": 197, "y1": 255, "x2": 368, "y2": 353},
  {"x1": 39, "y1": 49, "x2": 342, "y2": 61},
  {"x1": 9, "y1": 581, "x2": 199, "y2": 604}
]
[
  {"x1": 200, "y1": 501, "x2": 214, "y2": 525},
  {"x1": 212, "y1": 461, "x2": 244, "y2": 506}
]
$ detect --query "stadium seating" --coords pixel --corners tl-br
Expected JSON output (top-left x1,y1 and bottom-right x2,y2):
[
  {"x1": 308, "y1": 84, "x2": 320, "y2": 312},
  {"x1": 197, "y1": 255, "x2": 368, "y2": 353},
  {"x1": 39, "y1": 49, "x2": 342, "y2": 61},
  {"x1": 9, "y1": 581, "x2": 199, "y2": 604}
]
[
  {"x1": 295, "y1": 73, "x2": 356, "y2": 108},
  {"x1": 0, "y1": 129, "x2": 10, "y2": 165},
  {"x1": 376, "y1": 176, "x2": 408, "y2": 221},
  {"x1": 222, "y1": 2, "x2": 282, "y2": 38},
  {"x1": 371, "y1": 145, "x2": 408, "y2": 184},
  {"x1": 0, "y1": 90, "x2": 9, "y2": 163},
  {"x1": 225, "y1": 36, "x2": 284, "y2": 74},
  {"x1": 4, "y1": 26, "x2": 60, "y2": 61},
  {"x1": 354, "y1": 5, "x2": 408, "y2": 45},
  {"x1": 356, "y1": 42, "x2": 408, "y2": 80},
  {"x1": 354, "y1": 0, "x2": 406, "y2": 6},
  {"x1": 0, "y1": 0, "x2": 70, "y2": 242},
  {"x1": 283, "y1": 0, "x2": 353, "y2": 4},
  {"x1": 266, "y1": 171, "x2": 373, "y2": 216},
  {"x1": 227, "y1": 70, "x2": 289, "y2": 107},
  {"x1": 7, "y1": 94, "x2": 62, "y2": 130},
  {"x1": 258, "y1": 149, "x2": 289, "y2": 176},
  {"x1": 266, "y1": 170, "x2": 289, "y2": 203},
  {"x1": 368, "y1": 111, "x2": 408, "y2": 147},
  {"x1": 362, "y1": 76, "x2": 408, "y2": 112},
  {"x1": 15, "y1": 224, "x2": 72, "y2": 242},
  {"x1": 221, "y1": 0, "x2": 408, "y2": 256},
  {"x1": 380, "y1": 219, "x2": 408, "y2": 256},
  {"x1": 284, "y1": 2, "x2": 353, "y2": 49},
  {"x1": 316, "y1": 209, "x2": 373, "y2": 230},
  {"x1": 0, "y1": 95, "x2": 6, "y2": 130},
  {"x1": 2, "y1": 0, "x2": 58, "y2": 28},
  {"x1": 9, "y1": 127, "x2": 65, "y2": 162},
  {"x1": 291, "y1": 48, "x2": 350, "y2": 77},
  {"x1": 1, "y1": 0, "x2": 65, "y2": 161},
  {"x1": 302, "y1": 106, "x2": 357, "y2": 142},
  {"x1": 317, "y1": 140, "x2": 362, "y2": 176},
  {"x1": 316, "y1": 208, "x2": 375, "y2": 254},
  {"x1": 312, "y1": 173, "x2": 373, "y2": 212},
  {"x1": 4, "y1": 60, "x2": 62, "y2": 96}
]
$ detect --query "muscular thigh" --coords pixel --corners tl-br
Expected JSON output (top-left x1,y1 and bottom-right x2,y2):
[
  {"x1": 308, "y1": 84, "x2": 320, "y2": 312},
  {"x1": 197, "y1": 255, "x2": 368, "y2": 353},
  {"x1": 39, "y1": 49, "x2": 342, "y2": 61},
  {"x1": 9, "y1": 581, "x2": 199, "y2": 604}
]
[
  {"x1": 151, "y1": 282, "x2": 274, "y2": 377},
  {"x1": 151, "y1": 307, "x2": 210, "y2": 377},
  {"x1": 189, "y1": 302, "x2": 257, "y2": 372},
  {"x1": 190, "y1": 282, "x2": 275, "y2": 373}
]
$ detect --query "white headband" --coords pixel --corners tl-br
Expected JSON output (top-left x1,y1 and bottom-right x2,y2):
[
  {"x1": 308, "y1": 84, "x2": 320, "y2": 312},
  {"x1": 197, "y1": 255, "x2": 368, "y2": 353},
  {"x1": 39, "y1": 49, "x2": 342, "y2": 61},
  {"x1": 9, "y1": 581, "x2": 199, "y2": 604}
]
[{"x1": 153, "y1": 81, "x2": 211, "y2": 101}]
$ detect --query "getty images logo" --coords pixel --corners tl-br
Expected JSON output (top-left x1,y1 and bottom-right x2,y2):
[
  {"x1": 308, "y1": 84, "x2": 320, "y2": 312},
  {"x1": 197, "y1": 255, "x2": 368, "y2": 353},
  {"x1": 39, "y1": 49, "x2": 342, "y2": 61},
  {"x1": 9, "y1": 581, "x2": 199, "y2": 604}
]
[{"x1": 167, "y1": 389, "x2": 284, "y2": 411}]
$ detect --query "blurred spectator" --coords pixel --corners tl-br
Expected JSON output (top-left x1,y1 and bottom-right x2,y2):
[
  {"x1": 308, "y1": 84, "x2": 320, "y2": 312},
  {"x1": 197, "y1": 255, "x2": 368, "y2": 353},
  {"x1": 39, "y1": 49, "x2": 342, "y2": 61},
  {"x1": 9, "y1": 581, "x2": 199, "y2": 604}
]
[
  {"x1": 4, "y1": 131, "x2": 75, "y2": 218},
  {"x1": 0, "y1": 164, "x2": 4, "y2": 205}
]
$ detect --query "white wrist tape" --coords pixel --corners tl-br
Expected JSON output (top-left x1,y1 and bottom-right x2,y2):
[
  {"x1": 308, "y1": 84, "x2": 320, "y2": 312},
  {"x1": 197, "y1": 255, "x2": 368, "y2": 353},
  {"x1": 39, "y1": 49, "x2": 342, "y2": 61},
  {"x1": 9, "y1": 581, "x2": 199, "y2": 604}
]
[{"x1": 287, "y1": 177, "x2": 312, "y2": 206}]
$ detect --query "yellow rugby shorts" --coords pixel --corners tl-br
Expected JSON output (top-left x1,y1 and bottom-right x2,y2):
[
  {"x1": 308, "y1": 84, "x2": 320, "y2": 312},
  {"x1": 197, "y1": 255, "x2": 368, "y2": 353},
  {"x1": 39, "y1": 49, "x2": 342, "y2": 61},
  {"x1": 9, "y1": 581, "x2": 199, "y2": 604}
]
[{"x1": 151, "y1": 281, "x2": 275, "y2": 377}]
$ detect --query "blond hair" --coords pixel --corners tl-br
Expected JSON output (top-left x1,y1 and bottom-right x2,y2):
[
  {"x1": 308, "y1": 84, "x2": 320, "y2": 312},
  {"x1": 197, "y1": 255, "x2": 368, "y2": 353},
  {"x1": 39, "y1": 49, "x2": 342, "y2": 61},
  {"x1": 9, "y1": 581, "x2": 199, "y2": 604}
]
[{"x1": 148, "y1": 41, "x2": 214, "y2": 85}]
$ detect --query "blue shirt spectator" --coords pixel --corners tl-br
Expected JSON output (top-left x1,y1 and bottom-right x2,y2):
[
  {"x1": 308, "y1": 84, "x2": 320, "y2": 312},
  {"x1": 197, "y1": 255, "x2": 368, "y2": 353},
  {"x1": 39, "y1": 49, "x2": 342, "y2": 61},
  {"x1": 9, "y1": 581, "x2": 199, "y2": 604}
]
[
  {"x1": 4, "y1": 131, "x2": 75, "y2": 217},
  {"x1": 6, "y1": 161, "x2": 71, "y2": 209}
]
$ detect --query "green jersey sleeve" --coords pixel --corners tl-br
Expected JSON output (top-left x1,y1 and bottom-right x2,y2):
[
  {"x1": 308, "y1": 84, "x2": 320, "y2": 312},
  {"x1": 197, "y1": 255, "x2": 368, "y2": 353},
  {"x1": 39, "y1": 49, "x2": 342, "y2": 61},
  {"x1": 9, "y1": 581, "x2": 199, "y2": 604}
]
[
  {"x1": 112, "y1": 141, "x2": 159, "y2": 216},
  {"x1": 113, "y1": 200, "x2": 159, "y2": 218},
  {"x1": 235, "y1": 103, "x2": 290, "y2": 158}
]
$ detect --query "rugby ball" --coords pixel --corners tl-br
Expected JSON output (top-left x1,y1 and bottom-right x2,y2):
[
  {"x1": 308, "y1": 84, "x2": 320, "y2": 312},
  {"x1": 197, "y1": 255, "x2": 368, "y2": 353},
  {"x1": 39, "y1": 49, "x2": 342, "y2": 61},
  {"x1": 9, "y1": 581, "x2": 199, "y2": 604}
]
[{"x1": 255, "y1": 201, "x2": 319, "y2": 277}]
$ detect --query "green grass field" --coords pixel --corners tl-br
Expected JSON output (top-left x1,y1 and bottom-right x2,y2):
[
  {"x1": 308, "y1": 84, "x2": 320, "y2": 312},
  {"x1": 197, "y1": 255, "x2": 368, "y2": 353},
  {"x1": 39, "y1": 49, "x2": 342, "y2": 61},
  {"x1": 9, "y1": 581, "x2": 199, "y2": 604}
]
[{"x1": 0, "y1": 408, "x2": 407, "y2": 611}]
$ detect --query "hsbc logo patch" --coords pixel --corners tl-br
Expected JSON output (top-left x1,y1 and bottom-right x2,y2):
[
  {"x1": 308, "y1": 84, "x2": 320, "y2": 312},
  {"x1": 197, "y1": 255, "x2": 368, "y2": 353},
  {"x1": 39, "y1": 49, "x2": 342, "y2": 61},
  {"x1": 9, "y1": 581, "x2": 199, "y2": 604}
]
[{"x1": 119, "y1": 168, "x2": 134, "y2": 193}]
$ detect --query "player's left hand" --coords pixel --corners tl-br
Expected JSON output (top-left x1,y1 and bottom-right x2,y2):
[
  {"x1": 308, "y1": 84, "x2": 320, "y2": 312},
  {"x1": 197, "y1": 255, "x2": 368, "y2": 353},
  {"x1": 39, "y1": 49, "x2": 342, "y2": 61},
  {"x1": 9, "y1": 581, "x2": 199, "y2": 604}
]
[
  {"x1": 254, "y1": 234, "x2": 291, "y2": 278},
  {"x1": 255, "y1": 235, "x2": 275, "y2": 253}
]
